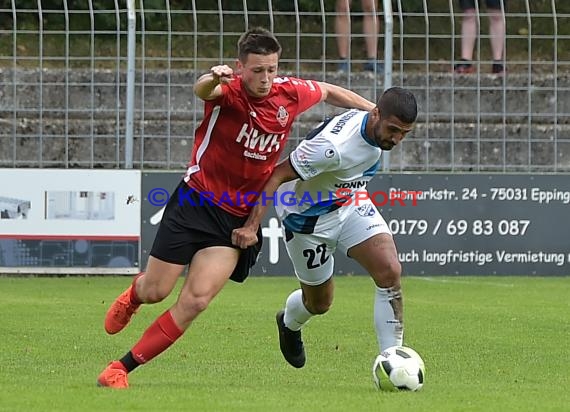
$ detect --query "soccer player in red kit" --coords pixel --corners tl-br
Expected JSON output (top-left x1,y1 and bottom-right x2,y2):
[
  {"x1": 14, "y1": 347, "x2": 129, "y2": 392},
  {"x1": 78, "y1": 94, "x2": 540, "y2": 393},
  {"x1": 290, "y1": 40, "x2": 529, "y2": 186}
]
[{"x1": 97, "y1": 27, "x2": 375, "y2": 389}]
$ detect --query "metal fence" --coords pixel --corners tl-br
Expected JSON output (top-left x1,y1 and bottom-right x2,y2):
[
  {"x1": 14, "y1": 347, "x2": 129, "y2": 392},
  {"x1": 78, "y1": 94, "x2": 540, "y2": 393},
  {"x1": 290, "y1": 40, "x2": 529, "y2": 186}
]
[{"x1": 0, "y1": 0, "x2": 568, "y2": 171}]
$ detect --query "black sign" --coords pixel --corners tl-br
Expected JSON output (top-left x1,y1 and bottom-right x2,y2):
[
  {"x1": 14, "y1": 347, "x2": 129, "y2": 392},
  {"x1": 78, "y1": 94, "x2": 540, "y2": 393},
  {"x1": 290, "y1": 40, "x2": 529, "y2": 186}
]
[
  {"x1": 141, "y1": 173, "x2": 570, "y2": 276},
  {"x1": 375, "y1": 174, "x2": 570, "y2": 276}
]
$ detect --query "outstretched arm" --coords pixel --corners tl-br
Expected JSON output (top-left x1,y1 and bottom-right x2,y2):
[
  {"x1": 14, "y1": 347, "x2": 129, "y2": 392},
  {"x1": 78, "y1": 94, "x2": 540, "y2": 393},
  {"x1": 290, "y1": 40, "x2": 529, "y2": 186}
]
[
  {"x1": 317, "y1": 81, "x2": 376, "y2": 111},
  {"x1": 193, "y1": 65, "x2": 234, "y2": 101},
  {"x1": 231, "y1": 159, "x2": 300, "y2": 249}
]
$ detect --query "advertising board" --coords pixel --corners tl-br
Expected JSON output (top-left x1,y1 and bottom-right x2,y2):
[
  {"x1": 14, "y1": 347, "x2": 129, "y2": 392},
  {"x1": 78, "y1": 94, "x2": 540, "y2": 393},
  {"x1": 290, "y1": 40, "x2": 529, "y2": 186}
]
[{"x1": 141, "y1": 173, "x2": 570, "y2": 276}]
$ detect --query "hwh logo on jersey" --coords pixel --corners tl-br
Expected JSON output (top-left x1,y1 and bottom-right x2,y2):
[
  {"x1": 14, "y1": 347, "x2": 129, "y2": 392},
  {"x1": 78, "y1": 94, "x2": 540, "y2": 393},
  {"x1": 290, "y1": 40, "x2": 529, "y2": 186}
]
[{"x1": 235, "y1": 123, "x2": 285, "y2": 155}]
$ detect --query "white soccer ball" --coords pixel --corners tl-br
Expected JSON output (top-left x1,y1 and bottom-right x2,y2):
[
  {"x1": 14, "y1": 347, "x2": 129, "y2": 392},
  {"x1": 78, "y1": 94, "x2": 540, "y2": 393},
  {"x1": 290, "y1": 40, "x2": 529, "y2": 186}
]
[{"x1": 372, "y1": 345, "x2": 425, "y2": 391}]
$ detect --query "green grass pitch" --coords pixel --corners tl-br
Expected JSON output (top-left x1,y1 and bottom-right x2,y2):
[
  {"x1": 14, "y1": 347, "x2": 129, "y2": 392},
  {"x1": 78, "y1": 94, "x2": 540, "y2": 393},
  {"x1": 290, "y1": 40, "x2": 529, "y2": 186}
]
[{"x1": 0, "y1": 275, "x2": 568, "y2": 411}]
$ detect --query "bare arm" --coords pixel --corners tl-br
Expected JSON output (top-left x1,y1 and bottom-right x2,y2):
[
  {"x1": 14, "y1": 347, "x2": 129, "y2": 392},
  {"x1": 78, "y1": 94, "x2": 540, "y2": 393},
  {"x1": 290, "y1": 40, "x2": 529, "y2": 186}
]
[
  {"x1": 193, "y1": 65, "x2": 234, "y2": 101},
  {"x1": 231, "y1": 159, "x2": 300, "y2": 249},
  {"x1": 317, "y1": 81, "x2": 376, "y2": 111}
]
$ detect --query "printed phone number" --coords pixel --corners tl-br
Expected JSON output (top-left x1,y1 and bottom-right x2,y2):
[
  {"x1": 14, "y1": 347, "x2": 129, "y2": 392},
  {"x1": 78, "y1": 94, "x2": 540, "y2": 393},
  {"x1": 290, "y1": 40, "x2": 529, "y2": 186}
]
[{"x1": 389, "y1": 219, "x2": 530, "y2": 236}]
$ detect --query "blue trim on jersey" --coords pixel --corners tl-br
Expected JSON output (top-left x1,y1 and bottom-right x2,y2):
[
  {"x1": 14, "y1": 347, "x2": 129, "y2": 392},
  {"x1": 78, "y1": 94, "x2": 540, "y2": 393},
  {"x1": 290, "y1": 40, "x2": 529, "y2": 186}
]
[
  {"x1": 362, "y1": 159, "x2": 381, "y2": 176},
  {"x1": 305, "y1": 117, "x2": 333, "y2": 141},
  {"x1": 282, "y1": 197, "x2": 349, "y2": 234},
  {"x1": 360, "y1": 113, "x2": 379, "y2": 147},
  {"x1": 283, "y1": 214, "x2": 320, "y2": 234},
  {"x1": 294, "y1": 197, "x2": 345, "y2": 217}
]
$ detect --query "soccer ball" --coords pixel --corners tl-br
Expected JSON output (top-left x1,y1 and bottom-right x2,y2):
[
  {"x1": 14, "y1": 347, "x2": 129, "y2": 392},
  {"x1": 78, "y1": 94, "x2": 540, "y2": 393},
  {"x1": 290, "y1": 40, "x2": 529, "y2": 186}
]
[{"x1": 372, "y1": 346, "x2": 425, "y2": 391}]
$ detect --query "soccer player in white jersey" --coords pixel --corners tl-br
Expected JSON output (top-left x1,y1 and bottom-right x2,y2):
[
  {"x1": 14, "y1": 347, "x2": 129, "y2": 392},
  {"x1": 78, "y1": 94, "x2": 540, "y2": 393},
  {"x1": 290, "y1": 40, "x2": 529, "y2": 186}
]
[{"x1": 232, "y1": 87, "x2": 417, "y2": 368}]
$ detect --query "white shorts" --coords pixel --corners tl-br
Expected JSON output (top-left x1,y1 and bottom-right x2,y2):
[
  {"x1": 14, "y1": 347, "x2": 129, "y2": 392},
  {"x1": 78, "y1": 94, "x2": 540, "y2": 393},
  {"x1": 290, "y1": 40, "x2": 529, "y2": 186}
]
[{"x1": 282, "y1": 199, "x2": 391, "y2": 286}]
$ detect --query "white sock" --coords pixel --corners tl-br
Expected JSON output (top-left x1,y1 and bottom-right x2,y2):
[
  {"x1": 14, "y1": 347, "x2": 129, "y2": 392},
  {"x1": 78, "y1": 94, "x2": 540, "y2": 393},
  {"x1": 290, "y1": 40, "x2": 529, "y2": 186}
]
[
  {"x1": 283, "y1": 289, "x2": 312, "y2": 331},
  {"x1": 374, "y1": 286, "x2": 404, "y2": 351}
]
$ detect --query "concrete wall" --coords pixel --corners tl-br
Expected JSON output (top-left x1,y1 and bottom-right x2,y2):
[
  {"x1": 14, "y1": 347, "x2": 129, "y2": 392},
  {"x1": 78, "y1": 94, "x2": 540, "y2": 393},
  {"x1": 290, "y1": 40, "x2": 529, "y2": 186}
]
[{"x1": 1, "y1": 69, "x2": 568, "y2": 171}]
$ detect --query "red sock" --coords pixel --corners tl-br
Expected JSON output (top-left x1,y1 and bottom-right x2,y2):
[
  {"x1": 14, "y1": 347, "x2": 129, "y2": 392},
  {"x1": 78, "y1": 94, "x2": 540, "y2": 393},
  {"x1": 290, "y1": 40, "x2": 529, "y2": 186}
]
[
  {"x1": 131, "y1": 310, "x2": 184, "y2": 364},
  {"x1": 129, "y1": 272, "x2": 143, "y2": 305}
]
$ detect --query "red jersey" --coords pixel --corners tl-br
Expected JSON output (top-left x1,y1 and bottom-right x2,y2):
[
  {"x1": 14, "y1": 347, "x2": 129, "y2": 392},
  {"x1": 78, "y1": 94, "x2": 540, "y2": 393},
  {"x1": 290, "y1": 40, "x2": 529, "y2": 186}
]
[{"x1": 184, "y1": 76, "x2": 322, "y2": 216}]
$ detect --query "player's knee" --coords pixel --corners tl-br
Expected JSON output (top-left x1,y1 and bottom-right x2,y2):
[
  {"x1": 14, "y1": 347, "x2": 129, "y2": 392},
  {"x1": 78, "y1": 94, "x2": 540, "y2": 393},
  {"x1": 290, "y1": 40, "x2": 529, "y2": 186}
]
[
  {"x1": 385, "y1": 258, "x2": 402, "y2": 285},
  {"x1": 372, "y1": 257, "x2": 401, "y2": 288},
  {"x1": 177, "y1": 293, "x2": 211, "y2": 317},
  {"x1": 139, "y1": 283, "x2": 170, "y2": 303}
]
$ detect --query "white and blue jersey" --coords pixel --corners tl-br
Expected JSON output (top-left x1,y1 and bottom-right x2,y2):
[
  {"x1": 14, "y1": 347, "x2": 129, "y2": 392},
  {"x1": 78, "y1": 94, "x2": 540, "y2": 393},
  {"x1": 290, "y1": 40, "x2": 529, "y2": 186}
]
[{"x1": 275, "y1": 109, "x2": 382, "y2": 234}]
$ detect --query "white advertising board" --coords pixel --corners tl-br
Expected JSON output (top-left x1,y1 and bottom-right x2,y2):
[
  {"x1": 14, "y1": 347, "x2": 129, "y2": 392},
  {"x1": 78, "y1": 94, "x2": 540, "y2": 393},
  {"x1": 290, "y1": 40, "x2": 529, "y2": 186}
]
[{"x1": 0, "y1": 169, "x2": 141, "y2": 273}]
